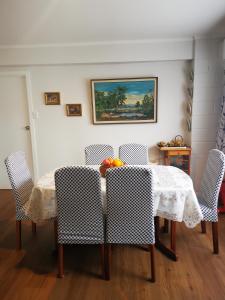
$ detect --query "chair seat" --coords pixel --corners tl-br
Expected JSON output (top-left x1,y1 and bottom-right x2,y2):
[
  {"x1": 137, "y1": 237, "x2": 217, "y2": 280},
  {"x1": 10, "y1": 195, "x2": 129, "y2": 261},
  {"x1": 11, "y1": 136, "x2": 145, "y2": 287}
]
[{"x1": 198, "y1": 197, "x2": 218, "y2": 222}]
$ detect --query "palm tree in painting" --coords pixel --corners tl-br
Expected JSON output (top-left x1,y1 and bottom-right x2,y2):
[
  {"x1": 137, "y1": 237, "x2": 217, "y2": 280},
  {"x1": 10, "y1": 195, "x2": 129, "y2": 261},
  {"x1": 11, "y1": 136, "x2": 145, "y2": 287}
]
[
  {"x1": 115, "y1": 86, "x2": 127, "y2": 108},
  {"x1": 136, "y1": 101, "x2": 141, "y2": 111}
]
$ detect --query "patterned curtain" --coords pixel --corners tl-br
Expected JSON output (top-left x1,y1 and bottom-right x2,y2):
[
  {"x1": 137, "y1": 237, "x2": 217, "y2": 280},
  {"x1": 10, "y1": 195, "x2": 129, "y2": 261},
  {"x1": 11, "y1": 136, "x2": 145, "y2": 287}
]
[{"x1": 216, "y1": 90, "x2": 225, "y2": 152}]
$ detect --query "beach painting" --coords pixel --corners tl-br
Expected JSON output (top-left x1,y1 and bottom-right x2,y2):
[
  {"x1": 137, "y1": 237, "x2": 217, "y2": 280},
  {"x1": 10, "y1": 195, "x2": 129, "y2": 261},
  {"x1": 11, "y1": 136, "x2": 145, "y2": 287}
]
[{"x1": 91, "y1": 77, "x2": 158, "y2": 124}]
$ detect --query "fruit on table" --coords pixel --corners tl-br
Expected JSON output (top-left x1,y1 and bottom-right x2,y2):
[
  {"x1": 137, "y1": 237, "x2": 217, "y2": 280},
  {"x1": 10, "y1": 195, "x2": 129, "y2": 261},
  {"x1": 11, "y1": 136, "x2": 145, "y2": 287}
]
[
  {"x1": 102, "y1": 158, "x2": 111, "y2": 167},
  {"x1": 113, "y1": 158, "x2": 124, "y2": 167},
  {"x1": 108, "y1": 157, "x2": 114, "y2": 164},
  {"x1": 99, "y1": 157, "x2": 125, "y2": 176},
  {"x1": 99, "y1": 165, "x2": 108, "y2": 177}
]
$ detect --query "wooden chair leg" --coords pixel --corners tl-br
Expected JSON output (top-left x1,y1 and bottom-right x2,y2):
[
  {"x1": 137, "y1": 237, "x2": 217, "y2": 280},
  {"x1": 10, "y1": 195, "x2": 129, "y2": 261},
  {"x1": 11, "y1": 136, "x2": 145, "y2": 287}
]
[
  {"x1": 57, "y1": 243, "x2": 64, "y2": 278},
  {"x1": 54, "y1": 219, "x2": 58, "y2": 251},
  {"x1": 149, "y1": 244, "x2": 155, "y2": 282},
  {"x1": 100, "y1": 244, "x2": 105, "y2": 279},
  {"x1": 105, "y1": 244, "x2": 111, "y2": 280},
  {"x1": 16, "y1": 220, "x2": 22, "y2": 250},
  {"x1": 31, "y1": 221, "x2": 36, "y2": 235},
  {"x1": 201, "y1": 221, "x2": 206, "y2": 233},
  {"x1": 212, "y1": 222, "x2": 219, "y2": 254},
  {"x1": 170, "y1": 221, "x2": 176, "y2": 253}
]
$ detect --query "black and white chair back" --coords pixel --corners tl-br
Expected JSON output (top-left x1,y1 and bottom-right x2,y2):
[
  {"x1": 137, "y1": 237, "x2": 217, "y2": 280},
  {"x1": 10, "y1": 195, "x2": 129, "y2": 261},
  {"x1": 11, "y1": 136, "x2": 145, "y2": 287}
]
[
  {"x1": 85, "y1": 144, "x2": 114, "y2": 165},
  {"x1": 199, "y1": 149, "x2": 225, "y2": 218},
  {"x1": 5, "y1": 151, "x2": 36, "y2": 250},
  {"x1": 55, "y1": 166, "x2": 105, "y2": 278},
  {"x1": 105, "y1": 166, "x2": 155, "y2": 281},
  {"x1": 198, "y1": 149, "x2": 225, "y2": 254},
  {"x1": 106, "y1": 166, "x2": 154, "y2": 244},
  {"x1": 5, "y1": 151, "x2": 33, "y2": 221},
  {"x1": 55, "y1": 166, "x2": 104, "y2": 244},
  {"x1": 119, "y1": 143, "x2": 148, "y2": 165}
]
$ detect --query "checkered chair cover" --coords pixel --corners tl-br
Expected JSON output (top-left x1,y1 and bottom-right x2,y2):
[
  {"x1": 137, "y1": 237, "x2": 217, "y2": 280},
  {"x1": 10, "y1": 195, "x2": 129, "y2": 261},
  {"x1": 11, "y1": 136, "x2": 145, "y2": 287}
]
[
  {"x1": 119, "y1": 143, "x2": 148, "y2": 165},
  {"x1": 85, "y1": 144, "x2": 114, "y2": 165},
  {"x1": 106, "y1": 166, "x2": 155, "y2": 244},
  {"x1": 55, "y1": 166, "x2": 104, "y2": 244},
  {"x1": 5, "y1": 151, "x2": 33, "y2": 221},
  {"x1": 198, "y1": 149, "x2": 225, "y2": 222}
]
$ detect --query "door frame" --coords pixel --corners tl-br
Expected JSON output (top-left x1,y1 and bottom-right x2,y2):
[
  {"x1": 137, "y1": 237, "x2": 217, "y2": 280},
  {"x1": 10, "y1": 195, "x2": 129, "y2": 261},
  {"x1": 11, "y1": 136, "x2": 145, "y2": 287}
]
[{"x1": 0, "y1": 71, "x2": 39, "y2": 182}]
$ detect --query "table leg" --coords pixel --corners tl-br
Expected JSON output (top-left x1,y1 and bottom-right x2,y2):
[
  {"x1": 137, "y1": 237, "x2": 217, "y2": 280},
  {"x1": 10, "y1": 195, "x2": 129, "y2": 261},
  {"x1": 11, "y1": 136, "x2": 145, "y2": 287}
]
[
  {"x1": 162, "y1": 219, "x2": 169, "y2": 233},
  {"x1": 154, "y1": 216, "x2": 178, "y2": 261},
  {"x1": 170, "y1": 221, "x2": 176, "y2": 253}
]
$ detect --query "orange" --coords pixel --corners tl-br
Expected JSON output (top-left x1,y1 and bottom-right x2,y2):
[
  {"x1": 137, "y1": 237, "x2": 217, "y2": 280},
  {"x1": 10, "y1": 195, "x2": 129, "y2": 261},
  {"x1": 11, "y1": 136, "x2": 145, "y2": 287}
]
[{"x1": 113, "y1": 158, "x2": 123, "y2": 167}]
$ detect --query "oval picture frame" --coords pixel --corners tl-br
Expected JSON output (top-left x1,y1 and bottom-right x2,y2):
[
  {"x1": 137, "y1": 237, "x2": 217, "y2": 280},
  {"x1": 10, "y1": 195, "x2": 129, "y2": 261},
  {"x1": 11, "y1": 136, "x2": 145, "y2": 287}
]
[
  {"x1": 186, "y1": 118, "x2": 192, "y2": 132},
  {"x1": 187, "y1": 101, "x2": 192, "y2": 116}
]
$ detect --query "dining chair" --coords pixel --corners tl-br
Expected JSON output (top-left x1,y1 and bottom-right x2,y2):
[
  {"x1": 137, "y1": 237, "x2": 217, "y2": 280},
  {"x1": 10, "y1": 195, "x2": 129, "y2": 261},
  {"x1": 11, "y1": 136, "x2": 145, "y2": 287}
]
[
  {"x1": 119, "y1": 143, "x2": 148, "y2": 165},
  {"x1": 85, "y1": 144, "x2": 114, "y2": 165},
  {"x1": 198, "y1": 149, "x2": 225, "y2": 254},
  {"x1": 105, "y1": 166, "x2": 155, "y2": 282},
  {"x1": 55, "y1": 166, "x2": 105, "y2": 278},
  {"x1": 4, "y1": 151, "x2": 36, "y2": 250}
]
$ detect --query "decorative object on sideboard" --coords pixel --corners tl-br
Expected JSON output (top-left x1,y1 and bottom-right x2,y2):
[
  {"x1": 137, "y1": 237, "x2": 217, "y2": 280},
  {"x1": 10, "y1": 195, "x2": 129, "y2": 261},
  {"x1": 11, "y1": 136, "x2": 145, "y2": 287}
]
[
  {"x1": 157, "y1": 135, "x2": 188, "y2": 149},
  {"x1": 66, "y1": 104, "x2": 82, "y2": 116},
  {"x1": 91, "y1": 77, "x2": 158, "y2": 124},
  {"x1": 44, "y1": 92, "x2": 61, "y2": 105}
]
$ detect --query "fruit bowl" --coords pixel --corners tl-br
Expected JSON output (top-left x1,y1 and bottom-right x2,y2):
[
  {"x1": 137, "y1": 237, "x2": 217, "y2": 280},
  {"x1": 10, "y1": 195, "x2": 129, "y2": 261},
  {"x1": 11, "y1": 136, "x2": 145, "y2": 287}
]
[{"x1": 99, "y1": 157, "x2": 125, "y2": 177}]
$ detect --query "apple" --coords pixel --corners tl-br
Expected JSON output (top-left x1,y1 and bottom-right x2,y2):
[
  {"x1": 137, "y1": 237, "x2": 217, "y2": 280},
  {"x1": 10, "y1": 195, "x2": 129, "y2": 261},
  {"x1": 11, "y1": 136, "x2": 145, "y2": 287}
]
[
  {"x1": 102, "y1": 159, "x2": 111, "y2": 167},
  {"x1": 99, "y1": 165, "x2": 107, "y2": 177}
]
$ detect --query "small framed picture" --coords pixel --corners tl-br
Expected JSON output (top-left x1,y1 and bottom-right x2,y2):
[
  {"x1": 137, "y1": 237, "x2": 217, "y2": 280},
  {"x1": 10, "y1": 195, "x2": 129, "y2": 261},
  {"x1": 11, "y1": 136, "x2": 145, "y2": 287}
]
[
  {"x1": 66, "y1": 104, "x2": 82, "y2": 116},
  {"x1": 44, "y1": 92, "x2": 61, "y2": 105}
]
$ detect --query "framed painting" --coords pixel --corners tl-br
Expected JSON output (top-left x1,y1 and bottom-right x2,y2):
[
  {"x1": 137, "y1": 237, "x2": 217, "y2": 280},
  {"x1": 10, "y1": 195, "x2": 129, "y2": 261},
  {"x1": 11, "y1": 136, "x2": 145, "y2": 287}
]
[
  {"x1": 66, "y1": 104, "x2": 82, "y2": 116},
  {"x1": 44, "y1": 92, "x2": 60, "y2": 105},
  {"x1": 91, "y1": 77, "x2": 158, "y2": 124}
]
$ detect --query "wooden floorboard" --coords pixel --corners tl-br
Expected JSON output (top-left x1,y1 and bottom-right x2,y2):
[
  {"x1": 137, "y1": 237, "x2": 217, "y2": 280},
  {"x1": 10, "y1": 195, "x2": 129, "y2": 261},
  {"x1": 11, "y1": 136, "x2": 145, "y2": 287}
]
[{"x1": 0, "y1": 190, "x2": 225, "y2": 300}]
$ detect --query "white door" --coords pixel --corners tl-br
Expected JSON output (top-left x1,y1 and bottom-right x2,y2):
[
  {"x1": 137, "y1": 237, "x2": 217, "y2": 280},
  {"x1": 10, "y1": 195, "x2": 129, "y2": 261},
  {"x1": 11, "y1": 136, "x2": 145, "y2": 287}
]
[{"x1": 0, "y1": 74, "x2": 33, "y2": 188}]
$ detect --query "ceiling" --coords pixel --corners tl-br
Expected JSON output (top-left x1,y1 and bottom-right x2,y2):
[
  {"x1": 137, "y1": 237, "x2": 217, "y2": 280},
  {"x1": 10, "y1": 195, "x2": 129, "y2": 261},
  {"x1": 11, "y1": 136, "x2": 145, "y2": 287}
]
[{"x1": 0, "y1": 0, "x2": 225, "y2": 46}]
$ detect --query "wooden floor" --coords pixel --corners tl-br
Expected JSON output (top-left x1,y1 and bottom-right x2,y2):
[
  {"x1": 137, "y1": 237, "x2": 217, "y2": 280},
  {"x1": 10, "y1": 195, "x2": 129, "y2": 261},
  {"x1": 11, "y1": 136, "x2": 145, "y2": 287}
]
[{"x1": 0, "y1": 190, "x2": 225, "y2": 300}]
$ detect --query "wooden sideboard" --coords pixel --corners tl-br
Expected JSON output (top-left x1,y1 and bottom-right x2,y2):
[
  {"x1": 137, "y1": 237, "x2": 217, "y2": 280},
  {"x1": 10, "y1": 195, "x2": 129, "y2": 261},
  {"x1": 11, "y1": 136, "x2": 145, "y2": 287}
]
[{"x1": 159, "y1": 147, "x2": 192, "y2": 175}]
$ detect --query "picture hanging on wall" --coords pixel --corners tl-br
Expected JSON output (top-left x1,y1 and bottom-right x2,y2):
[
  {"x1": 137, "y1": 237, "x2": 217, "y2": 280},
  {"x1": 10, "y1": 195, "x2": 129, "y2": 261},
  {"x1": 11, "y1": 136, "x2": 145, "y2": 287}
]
[
  {"x1": 91, "y1": 77, "x2": 158, "y2": 124},
  {"x1": 66, "y1": 104, "x2": 82, "y2": 116},
  {"x1": 44, "y1": 92, "x2": 61, "y2": 105}
]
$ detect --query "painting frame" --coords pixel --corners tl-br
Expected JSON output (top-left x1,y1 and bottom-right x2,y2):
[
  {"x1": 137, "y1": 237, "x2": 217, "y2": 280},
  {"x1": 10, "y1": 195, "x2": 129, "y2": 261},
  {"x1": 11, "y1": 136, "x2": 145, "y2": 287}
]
[
  {"x1": 44, "y1": 92, "x2": 61, "y2": 105},
  {"x1": 66, "y1": 104, "x2": 82, "y2": 116},
  {"x1": 91, "y1": 77, "x2": 158, "y2": 124}
]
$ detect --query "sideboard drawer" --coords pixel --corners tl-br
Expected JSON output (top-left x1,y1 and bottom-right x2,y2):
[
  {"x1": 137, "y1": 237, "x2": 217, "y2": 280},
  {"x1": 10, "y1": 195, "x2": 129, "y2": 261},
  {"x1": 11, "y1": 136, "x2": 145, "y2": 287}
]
[{"x1": 167, "y1": 150, "x2": 190, "y2": 156}]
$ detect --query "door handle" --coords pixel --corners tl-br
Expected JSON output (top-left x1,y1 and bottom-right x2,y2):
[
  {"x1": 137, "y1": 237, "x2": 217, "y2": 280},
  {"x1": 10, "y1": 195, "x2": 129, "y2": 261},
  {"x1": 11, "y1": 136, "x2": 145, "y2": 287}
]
[{"x1": 25, "y1": 125, "x2": 30, "y2": 131}]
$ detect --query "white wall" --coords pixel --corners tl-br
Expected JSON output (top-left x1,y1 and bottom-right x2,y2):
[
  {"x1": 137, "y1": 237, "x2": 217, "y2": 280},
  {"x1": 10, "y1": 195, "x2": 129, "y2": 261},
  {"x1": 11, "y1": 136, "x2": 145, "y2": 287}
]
[
  {"x1": 25, "y1": 60, "x2": 189, "y2": 177},
  {"x1": 191, "y1": 38, "x2": 224, "y2": 190}
]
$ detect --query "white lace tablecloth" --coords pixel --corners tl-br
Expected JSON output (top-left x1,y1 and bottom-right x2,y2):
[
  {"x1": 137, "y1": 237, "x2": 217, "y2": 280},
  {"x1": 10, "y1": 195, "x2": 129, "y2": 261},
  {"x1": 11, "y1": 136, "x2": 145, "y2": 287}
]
[{"x1": 24, "y1": 165, "x2": 203, "y2": 228}]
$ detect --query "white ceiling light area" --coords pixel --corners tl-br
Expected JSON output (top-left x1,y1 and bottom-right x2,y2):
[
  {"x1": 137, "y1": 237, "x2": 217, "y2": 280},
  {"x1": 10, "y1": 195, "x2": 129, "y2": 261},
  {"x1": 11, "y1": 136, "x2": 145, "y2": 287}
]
[{"x1": 0, "y1": 0, "x2": 225, "y2": 46}]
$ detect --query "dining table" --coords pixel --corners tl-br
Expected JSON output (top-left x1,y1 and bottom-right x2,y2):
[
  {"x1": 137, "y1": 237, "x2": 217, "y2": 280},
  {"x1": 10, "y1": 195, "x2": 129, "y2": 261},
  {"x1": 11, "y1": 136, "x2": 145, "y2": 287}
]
[{"x1": 24, "y1": 164, "x2": 203, "y2": 261}]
